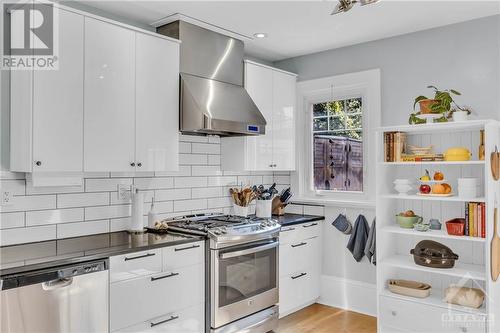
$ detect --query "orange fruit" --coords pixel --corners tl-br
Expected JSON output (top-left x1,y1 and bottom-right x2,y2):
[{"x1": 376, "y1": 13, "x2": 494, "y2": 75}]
[
  {"x1": 442, "y1": 183, "x2": 452, "y2": 194},
  {"x1": 433, "y1": 171, "x2": 444, "y2": 181},
  {"x1": 432, "y1": 184, "x2": 446, "y2": 194}
]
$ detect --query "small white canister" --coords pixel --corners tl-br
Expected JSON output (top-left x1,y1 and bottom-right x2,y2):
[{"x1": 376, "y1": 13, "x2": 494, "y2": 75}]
[
  {"x1": 256, "y1": 199, "x2": 272, "y2": 218},
  {"x1": 457, "y1": 178, "x2": 478, "y2": 198},
  {"x1": 233, "y1": 204, "x2": 249, "y2": 217}
]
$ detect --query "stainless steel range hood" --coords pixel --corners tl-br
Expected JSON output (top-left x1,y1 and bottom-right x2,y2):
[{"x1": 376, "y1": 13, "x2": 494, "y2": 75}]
[{"x1": 157, "y1": 20, "x2": 266, "y2": 136}]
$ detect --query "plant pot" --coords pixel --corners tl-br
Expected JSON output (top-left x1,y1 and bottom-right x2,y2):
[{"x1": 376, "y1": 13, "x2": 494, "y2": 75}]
[
  {"x1": 418, "y1": 99, "x2": 439, "y2": 114},
  {"x1": 452, "y1": 111, "x2": 469, "y2": 122}
]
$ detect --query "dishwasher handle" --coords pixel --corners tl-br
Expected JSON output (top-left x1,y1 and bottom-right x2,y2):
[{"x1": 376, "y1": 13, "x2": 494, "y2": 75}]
[{"x1": 42, "y1": 277, "x2": 73, "y2": 291}]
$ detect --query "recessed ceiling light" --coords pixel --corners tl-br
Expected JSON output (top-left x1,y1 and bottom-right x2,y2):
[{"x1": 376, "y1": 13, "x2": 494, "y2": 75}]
[{"x1": 253, "y1": 33, "x2": 267, "y2": 39}]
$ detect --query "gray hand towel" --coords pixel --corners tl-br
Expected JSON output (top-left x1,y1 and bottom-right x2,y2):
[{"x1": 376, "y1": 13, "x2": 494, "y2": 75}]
[
  {"x1": 365, "y1": 218, "x2": 376, "y2": 265},
  {"x1": 346, "y1": 214, "x2": 370, "y2": 262}
]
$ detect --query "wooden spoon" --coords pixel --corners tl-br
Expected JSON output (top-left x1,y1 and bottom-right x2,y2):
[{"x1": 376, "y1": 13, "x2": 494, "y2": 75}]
[
  {"x1": 491, "y1": 146, "x2": 500, "y2": 181},
  {"x1": 492, "y1": 205, "x2": 500, "y2": 282}
]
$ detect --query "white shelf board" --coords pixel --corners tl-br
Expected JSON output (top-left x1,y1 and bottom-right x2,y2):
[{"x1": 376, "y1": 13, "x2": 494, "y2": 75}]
[
  {"x1": 380, "y1": 193, "x2": 486, "y2": 203},
  {"x1": 378, "y1": 119, "x2": 492, "y2": 134},
  {"x1": 380, "y1": 161, "x2": 485, "y2": 166},
  {"x1": 383, "y1": 255, "x2": 486, "y2": 281},
  {"x1": 380, "y1": 289, "x2": 486, "y2": 315},
  {"x1": 381, "y1": 225, "x2": 486, "y2": 243}
]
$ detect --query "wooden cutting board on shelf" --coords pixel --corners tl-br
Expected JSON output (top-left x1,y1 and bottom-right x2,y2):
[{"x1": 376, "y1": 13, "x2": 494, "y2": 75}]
[{"x1": 492, "y1": 207, "x2": 500, "y2": 282}]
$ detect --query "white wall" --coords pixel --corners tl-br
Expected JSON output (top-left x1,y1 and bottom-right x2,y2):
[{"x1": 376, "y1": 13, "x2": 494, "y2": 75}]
[{"x1": 275, "y1": 15, "x2": 500, "y2": 126}]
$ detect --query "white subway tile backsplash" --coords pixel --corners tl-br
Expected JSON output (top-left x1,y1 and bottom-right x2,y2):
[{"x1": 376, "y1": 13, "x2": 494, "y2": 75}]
[
  {"x1": 134, "y1": 177, "x2": 173, "y2": 190},
  {"x1": 26, "y1": 208, "x2": 84, "y2": 226},
  {"x1": 57, "y1": 220, "x2": 109, "y2": 238},
  {"x1": 155, "y1": 165, "x2": 191, "y2": 177},
  {"x1": 85, "y1": 205, "x2": 131, "y2": 220},
  {"x1": 0, "y1": 195, "x2": 56, "y2": 213},
  {"x1": 0, "y1": 212, "x2": 25, "y2": 229},
  {"x1": 110, "y1": 217, "x2": 130, "y2": 232},
  {"x1": 179, "y1": 142, "x2": 191, "y2": 153},
  {"x1": 179, "y1": 134, "x2": 208, "y2": 143},
  {"x1": 152, "y1": 201, "x2": 173, "y2": 214},
  {"x1": 57, "y1": 192, "x2": 109, "y2": 208},
  {"x1": 207, "y1": 197, "x2": 231, "y2": 209},
  {"x1": 303, "y1": 205, "x2": 325, "y2": 216},
  {"x1": 191, "y1": 187, "x2": 223, "y2": 199},
  {"x1": 262, "y1": 175, "x2": 274, "y2": 184},
  {"x1": 174, "y1": 177, "x2": 207, "y2": 188},
  {"x1": 284, "y1": 204, "x2": 304, "y2": 215},
  {"x1": 1, "y1": 225, "x2": 56, "y2": 246},
  {"x1": 192, "y1": 143, "x2": 220, "y2": 154},
  {"x1": 110, "y1": 171, "x2": 154, "y2": 178},
  {"x1": 207, "y1": 176, "x2": 237, "y2": 187},
  {"x1": 85, "y1": 178, "x2": 132, "y2": 192},
  {"x1": 274, "y1": 175, "x2": 291, "y2": 185},
  {"x1": 237, "y1": 176, "x2": 263, "y2": 186},
  {"x1": 191, "y1": 166, "x2": 222, "y2": 176},
  {"x1": 208, "y1": 135, "x2": 220, "y2": 144},
  {"x1": 174, "y1": 199, "x2": 207, "y2": 212},
  {"x1": 26, "y1": 184, "x2": 83, "y2": 195},
  {"x1": 155, "y1": 188, "x2": 191, "y2": 201},
  {"x1": 0, "y1": 180, "x2": 25, "y2": 195},
  {"x1": 208, "y1": 155, "x2": 221, "y2": 165},
  {"x1": 110, "y1": 190, "x2": 154, "y2": 205},
  {"x1": 179, "y1": 154, "x2": 208, "y2": 165}
]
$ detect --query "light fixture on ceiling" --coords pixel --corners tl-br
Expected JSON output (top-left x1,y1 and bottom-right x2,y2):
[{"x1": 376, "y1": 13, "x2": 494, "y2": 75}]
[
  {"x1": 331, "y1": 0, "x2": 380, "y2": 15},
  {"x1": 253, "y1": 32, "x2": 268, "y2": 39}
]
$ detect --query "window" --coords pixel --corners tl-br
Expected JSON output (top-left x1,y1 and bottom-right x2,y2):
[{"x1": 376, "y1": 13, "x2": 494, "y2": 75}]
[
  {"x1": 312, "y1": 97, "x2": 363, "y2": 192},
  {"x1": 293, "y1": 69, "x2": 380, "y2": 205}
]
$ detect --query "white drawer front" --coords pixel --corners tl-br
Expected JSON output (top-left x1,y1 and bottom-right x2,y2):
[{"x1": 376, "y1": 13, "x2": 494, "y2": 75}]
[
  {"x1": 115, "y1": 304, "x2": 204, "y2": 333},
  {"x1": 110, "y1": 264, "x2": 204, "y2": 331},
  {"x1": 163, "y1": 241, "x2": 204, "y2": 270},
  {"x1": 279, "y1": 221, "x2": 321, "y2": 245},
  {"x1": 379, "y1": 296, "x2": 486, "y2": 333},
  {"x1": 279, "y1": 237, "x2": 319, "y2": 277},
  {"x1": 110, "y1": 249, "x2": 162, "y2": 282},
  {"x1": 279, "y1": 269, "x2": 319, "y2": 316}
]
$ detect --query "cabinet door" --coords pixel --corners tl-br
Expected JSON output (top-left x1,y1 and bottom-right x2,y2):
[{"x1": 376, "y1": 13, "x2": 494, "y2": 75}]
[
  {"x1": 84, "y1": 18, "x2": 135, "y2": 171},
  {"x1": 244, "y1": 63, "x2": 274, "y2": 171},
  {"x1": 32, "y1": 8, "x2": 83, "y2": 172},
  {"x1": 271, "y1": 70, "x2": 295, "y2": 170},
  {"x1": 135, "y1": 33, "x2": 179, "y2": 172}
]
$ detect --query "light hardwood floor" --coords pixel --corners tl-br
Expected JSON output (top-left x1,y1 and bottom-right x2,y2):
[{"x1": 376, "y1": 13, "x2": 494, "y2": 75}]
[{"x1": 276, "y1": 303, "x2": 377, "y2": 333}]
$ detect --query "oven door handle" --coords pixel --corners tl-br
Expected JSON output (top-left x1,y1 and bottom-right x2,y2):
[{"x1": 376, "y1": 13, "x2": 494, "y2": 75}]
[{"x1": 219, "y1": 242, "x2": 278, "y2": 259}]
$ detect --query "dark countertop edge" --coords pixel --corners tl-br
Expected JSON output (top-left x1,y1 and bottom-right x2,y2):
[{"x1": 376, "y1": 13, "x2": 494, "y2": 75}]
[
  {"x1": 0, "y1": 234, "x2": 205, "y2": 278},
  {"x1": 274, "y1": 214, "x2": 325, "y2": 227}
]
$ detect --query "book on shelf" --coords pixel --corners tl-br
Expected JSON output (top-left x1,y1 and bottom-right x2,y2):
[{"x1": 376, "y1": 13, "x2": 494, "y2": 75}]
[
  {"x1": 384, "y1": 132, "x2": 407, "y2": 162},
  {"x1": 464, "y1": 202, "x2": 486, "y2": 238},
  {"x1": 401, "y1": 154, "x2": 444, "y2": 162}
]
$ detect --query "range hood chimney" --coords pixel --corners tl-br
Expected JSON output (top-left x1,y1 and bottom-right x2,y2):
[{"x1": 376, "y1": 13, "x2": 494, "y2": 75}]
[{"x1": 157, "y1": 20, "x2": 266, "y2": 136}]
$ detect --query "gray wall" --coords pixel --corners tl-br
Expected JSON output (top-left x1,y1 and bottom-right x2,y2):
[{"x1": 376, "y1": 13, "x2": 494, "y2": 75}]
[{"x1": 275, "y1": 15, "x2": 500, "y2": 126}]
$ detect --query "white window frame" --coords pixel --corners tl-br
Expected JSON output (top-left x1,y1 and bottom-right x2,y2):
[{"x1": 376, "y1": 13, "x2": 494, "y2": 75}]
[{"x1": 292, "y1": 69, "x2": 381, "y2": 206}]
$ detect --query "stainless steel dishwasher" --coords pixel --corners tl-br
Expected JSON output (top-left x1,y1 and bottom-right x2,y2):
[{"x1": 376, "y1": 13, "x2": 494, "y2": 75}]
[{"x1": 1, "y1": 259, "x2": 109, "y2": 333}]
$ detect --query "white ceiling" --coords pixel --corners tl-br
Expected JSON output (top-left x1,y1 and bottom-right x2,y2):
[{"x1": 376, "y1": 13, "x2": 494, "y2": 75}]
[{"x1": 73, "y1": 0, "x2": 500, "y2": 61}]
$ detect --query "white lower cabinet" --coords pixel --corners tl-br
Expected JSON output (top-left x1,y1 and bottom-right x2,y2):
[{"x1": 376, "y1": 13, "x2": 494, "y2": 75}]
[
  {"x1": 110, "y1": 241, "x2": 205, "y2": 332},
  {"x1": 278, "y1": 221, "x2": 322, "y2": 317},
  {"x1": 379, "y1": 296, "x2": 486, "y2": 333}
]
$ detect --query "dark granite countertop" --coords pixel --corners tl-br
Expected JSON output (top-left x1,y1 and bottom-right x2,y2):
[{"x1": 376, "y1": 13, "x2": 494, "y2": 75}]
[
  {"x1": 273, "y1": 213, "x2": 324, "y2": 227},
  {"x1": 0, "y1": 231, "x2": 204, "y2": 277}
]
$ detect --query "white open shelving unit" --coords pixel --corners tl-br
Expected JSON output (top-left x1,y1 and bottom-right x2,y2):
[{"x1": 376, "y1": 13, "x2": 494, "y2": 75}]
[{"x1": 375, "y1": 119, "x2": 500, "y2": 333}]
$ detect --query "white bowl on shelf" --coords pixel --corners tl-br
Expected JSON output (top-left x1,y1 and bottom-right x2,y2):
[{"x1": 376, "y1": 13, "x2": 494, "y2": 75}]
[
  {"x1": 393, "y1": 179, "x2": 414, "y2": 185},
  {"x1": 394, "y1": 180, "x2": 414, "y2": 195}
]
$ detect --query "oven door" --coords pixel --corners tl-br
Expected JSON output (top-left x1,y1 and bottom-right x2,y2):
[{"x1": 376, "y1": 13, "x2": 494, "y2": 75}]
[{"x1": 211, "y1": 239, "x2": 279, "y2": 329}]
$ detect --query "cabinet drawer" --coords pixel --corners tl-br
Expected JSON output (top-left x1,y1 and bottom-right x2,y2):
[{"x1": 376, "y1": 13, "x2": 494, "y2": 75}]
[
  {"x1": 279, "y1": 269, "x2": 319, "y2": 316},
  {"x1": 162, "y1": 241, "x2": 204, "y2": 270},
  {"x1": 280, "y1": 237, "x2": 319, "y2": 277},
  {"x1": 114, "y1": 304, "x2": 204, "y2": 333},
  {"x1": 379, "y1": 296, "x2": 486, "y2": 333},
  {"x1": 110, "y1": 264, "x2": 204, "y2": 331},
  {"x1": 279, "y1": 221, "x2": 321, "y2": 245},
  {"x1": 110, "y1": 249, "x2": 162, "y2": 282}
]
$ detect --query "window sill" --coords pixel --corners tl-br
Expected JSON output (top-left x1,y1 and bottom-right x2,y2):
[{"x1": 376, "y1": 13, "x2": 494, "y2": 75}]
[{"x1": 290, "y1": 197, "x2": 376, "y2": 209}]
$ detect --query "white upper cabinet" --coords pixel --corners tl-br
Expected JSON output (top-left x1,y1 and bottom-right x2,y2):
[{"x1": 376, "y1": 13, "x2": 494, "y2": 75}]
[
  {"x1": 135, "y1": 32, "x2": 179, "y2": 172},
  {"x1": 221, "y1": 61, "x2": 297, "y2": 171},
  {"x1": 10, "y1": 7, "x2": 84, "y2": 173},
  {"x1": 84, "y1": 18, "x2": 136, "y2": 172}
]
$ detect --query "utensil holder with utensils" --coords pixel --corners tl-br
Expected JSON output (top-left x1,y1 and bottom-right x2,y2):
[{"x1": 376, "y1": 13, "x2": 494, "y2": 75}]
[
  {"x1": 271, "y1": 197, "x2": 286, "y2": 216},
  {"x1": 233, "y1": 204, "x2": 249, "y2": 217}
]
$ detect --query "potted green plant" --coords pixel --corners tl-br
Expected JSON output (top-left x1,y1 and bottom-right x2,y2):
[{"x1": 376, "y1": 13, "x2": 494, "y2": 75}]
[{"x1": 409, "y1": 86, "x2": 466, "y2": 124}]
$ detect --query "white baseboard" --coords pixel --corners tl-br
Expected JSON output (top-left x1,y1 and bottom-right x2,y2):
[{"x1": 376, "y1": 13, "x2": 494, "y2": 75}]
[{"x1": 318, "y1": 275, "x2": 377, "y2": 317}]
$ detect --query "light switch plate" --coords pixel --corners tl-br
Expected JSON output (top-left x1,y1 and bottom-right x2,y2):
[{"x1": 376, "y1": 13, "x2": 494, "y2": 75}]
[
  {"x1": 118, "y1": 184, "x2": 131, "y2": 201},
  {"x1": 2, "y1": 191, "x2": 12, "y2": 205}
]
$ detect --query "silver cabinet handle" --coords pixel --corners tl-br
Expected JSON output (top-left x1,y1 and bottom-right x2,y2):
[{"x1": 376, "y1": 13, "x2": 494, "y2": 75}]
[
  {"x1": 151, "y1": 272, "x2": 179, "y2": 281},
  {"x1": 281, "y1": 227, "x2": 295, "y2": 232},
  {"x1": 391, "y1": 311, "x2": 397, "y2": 316},
  {"x1": 150, "y1": 315, "x2": 179, "y2": 327},
  {"x1": 291, "y1": 242, "x2": 307, "y2": 248},
  {"x1": 124, "y1": 252, "x2": 155, "y2": 261},
  {"x1": 42, "y1": 278, "x2": 73, "y2": 291},
  {"x1": 174, "y1": 244, "x2": 201, "y2": 252},
  {"x1": 220, "y1": 242, "x2": 278, "y2": 259},
  {"x1": 137, "y1": 162, "x2": 142, "y2": 167},
  {"x1": 130, "y1": 162, "x2": 135, "y2": 167},
  {"x1": 35, "y1": 161, "x2": 42, "y2": 166},
  {"x1": 302, "y1": 223, "x2": 318, "y2": 228},
  {"x1": 291, "y1": 272, "x2": 307, "y2": 280}
]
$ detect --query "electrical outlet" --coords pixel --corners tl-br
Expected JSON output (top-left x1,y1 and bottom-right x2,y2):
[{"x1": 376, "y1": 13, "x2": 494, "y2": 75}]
[
  {"x1": 2, "y1": 191, "x2": 12, "y2": 205},
  {"x1": 117, "y1": 184, "x2": 131, "y2": 201}
]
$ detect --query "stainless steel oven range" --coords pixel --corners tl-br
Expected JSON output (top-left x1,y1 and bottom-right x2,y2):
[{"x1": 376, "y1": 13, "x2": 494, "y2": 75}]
[{"x1": 167, "y1": 214, "x2": 281, "y2": 333}]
